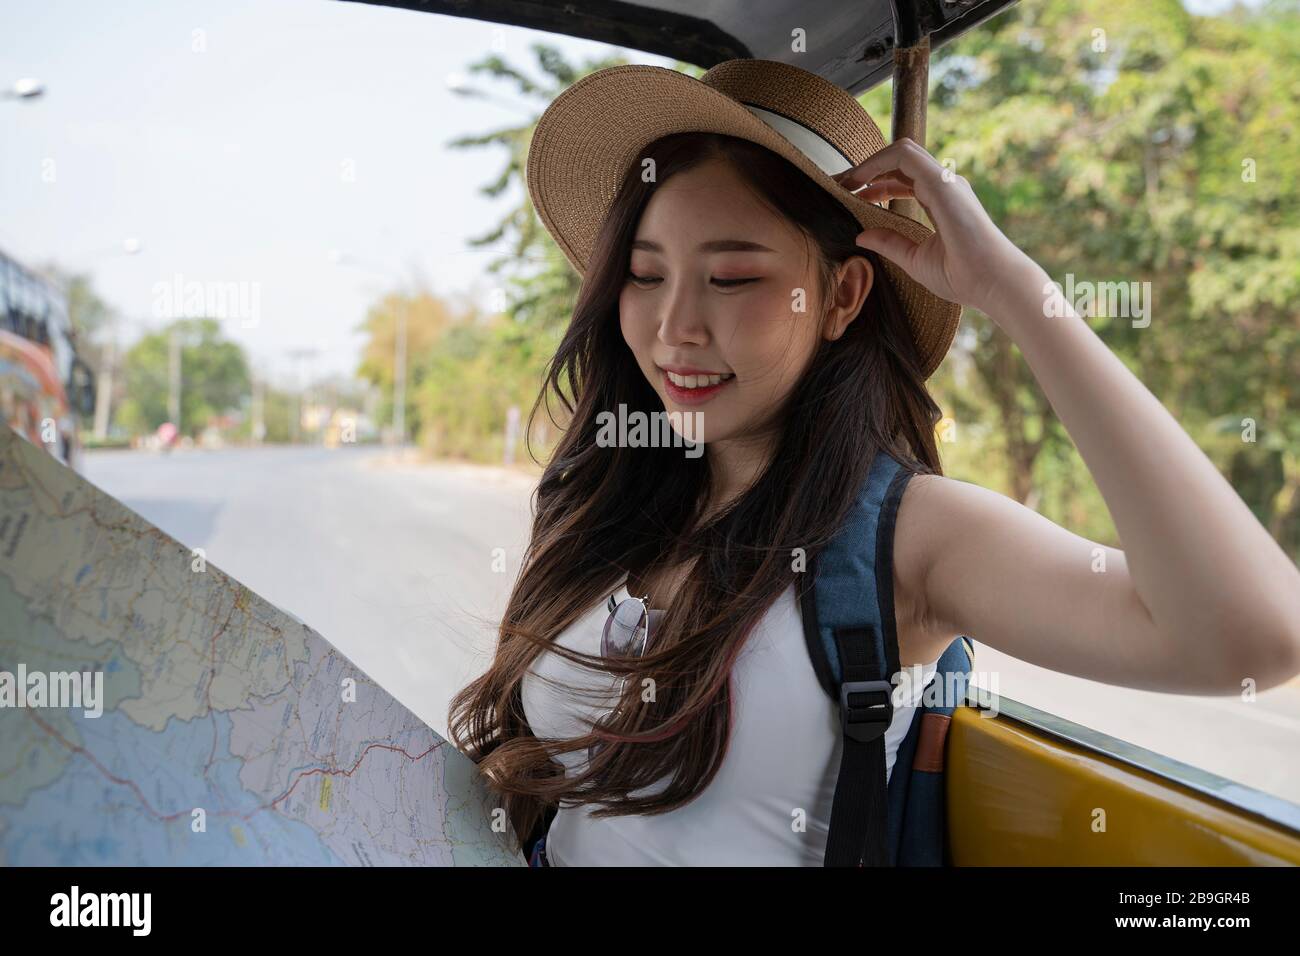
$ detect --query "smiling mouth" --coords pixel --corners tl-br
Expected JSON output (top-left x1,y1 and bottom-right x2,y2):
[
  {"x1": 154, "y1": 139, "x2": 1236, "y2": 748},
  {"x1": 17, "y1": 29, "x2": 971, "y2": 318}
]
[
  {"x1": 662, "y1": 369, "x2": 735, "y2": 389},
  {"x1": 660, "y1": 368, "x2": 736, "y2": 404}
]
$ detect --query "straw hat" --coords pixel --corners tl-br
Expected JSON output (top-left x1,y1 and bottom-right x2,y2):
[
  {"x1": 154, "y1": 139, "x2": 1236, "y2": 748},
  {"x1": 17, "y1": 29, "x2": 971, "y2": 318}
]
[{"x1": 525, "y1": 58, "x2": 962, "y2": 379}]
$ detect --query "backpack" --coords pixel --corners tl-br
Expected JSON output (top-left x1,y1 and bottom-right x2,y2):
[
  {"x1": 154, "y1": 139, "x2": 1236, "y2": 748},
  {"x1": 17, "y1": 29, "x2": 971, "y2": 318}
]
[
  {"x1": 522, "y1": 448, "x2": 975, "y2": 867},
  {"x1": 798, "y1": 447, "x2": 975, "y2": 866}
]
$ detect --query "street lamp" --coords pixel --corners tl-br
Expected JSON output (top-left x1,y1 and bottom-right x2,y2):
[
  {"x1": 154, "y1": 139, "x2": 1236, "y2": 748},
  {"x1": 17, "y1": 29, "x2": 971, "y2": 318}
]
[
  {"x1": 329, "y1": 250, "x2": 409, "y2": 447},
  {"x1": 167, "y1": 324, "x2": 204, "y2": 435},
  {"x1": 2, "y1": 78, "x2": 44, "y2": 101},
  {"x1": 285, "y1": 347, "x2": 321, "y2": 445}
]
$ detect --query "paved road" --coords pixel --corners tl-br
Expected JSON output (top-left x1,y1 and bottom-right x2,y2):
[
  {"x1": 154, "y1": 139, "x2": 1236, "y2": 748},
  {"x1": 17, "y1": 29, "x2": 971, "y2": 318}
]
[
  {"x1": 84, "y1": 445, "x2": 535, "y2": 744},
  {"x1": 84, "y1": 445, "x2": 1300, "y2": 806}
]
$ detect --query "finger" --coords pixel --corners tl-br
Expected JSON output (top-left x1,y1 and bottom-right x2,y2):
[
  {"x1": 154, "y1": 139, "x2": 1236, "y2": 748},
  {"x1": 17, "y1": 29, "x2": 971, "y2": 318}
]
[
  {"x1": 839, "y1": 170, "x2": 915, "y2": 207},
  {"x1": 840, "y1": 169, "x2": 913, "y2": 194},
  {"x1": 835, "y1": 139, "x2": 951, "y2": 226},
  {"x1": 845, "y1": 172, "x2": 939, "y2": 224},
  {"x1": 832, "y1": 166, "x2": 915, "y2": 183},
  {"x1": 846, "y1": 171, "x2": 941, "y2": 229},
  {"x1": 855, "y1": 180, "x2": 914, "y2": 204},
  {"x1": 833, "y1": 140, "x2": 935, "y2": 188},
  {"x1": 853, "y1": 227, "x2": 921, "y2": 278},
  {"x1": 852, "y1": 178, "x2": 935, "y2": 234},
  {"x1": 834, "y1": 166, "x2": 914, "y2": 192}
]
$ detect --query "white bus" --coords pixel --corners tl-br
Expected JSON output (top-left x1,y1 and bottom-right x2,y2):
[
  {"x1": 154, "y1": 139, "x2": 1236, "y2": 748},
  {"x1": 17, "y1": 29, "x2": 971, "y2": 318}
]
[{"x1": 0, "y1": 247, "x2": 96, "y2": 468}]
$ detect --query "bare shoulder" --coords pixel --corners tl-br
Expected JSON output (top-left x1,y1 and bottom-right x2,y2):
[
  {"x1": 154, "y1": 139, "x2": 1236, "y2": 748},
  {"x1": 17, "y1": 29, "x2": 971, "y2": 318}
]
[
  {"x1": 892, "y1": 472, "x2": 1033, "y2": 617},
  {"x1": 893, "y1": 472, "x2": 1006, "y2": 578}
]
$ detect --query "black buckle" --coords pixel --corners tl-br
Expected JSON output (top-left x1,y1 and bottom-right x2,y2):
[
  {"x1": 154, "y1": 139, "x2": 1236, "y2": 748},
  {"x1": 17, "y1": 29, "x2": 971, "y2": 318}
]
[{"x1": 839, "y1": 680, "x2": 894, "y2": 743}]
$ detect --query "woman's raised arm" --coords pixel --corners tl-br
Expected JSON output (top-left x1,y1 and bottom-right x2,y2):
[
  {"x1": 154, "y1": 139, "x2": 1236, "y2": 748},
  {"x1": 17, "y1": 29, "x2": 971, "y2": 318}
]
[{"x1": 837, "y1": 139, "x2": 1300, "y2": 695}]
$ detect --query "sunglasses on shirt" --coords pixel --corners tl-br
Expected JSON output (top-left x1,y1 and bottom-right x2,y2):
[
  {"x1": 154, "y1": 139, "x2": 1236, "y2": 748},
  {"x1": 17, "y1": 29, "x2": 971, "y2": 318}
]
[{"x1": 587, "y1": 592, "x2": 664, "y2": 766}]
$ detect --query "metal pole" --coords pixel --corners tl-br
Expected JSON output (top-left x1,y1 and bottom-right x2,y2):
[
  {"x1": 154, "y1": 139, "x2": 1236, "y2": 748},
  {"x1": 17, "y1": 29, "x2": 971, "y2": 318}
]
[{"x1": 889, "y1": 0, "x2": 931, "y2": 226}]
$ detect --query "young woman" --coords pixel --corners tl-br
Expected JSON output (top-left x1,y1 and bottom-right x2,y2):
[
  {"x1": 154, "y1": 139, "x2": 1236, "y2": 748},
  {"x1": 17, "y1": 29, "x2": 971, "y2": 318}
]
[{"x1": 448, "y1": 60, "x2": 1300, "y2": 867}]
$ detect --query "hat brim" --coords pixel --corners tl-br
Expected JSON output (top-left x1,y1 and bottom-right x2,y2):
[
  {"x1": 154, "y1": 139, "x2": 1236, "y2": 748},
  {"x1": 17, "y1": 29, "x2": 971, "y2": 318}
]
[{"x1": 525, "y1": 64, "x2": 960, "y2": 379}]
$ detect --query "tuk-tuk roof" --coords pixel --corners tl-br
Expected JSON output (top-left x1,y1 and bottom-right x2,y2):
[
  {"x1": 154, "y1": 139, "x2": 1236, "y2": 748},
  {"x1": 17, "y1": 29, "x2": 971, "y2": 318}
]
[{"x1": 344, "y1": 0, "x2": 1018, "y2": 94}]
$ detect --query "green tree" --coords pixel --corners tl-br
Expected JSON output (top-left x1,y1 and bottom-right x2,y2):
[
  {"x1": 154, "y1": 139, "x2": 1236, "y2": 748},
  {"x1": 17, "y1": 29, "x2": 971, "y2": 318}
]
[
  {"x1": 354, "y1": 286, "x2": 458, "y2": 441},
  {"x1": 37, "y1": 265, "x2": 116, "y2": 350},
  {"x1": 445, "y1": 43, "x2": 636, "y2": 335},
  {"x1": 353, "y1": 45, "x2": 636, "y2": 462},
  {"x1": 392, "y1": 8, "x2": 1299, "y2": 564},
  {"x1": 116, "y1": 318, "x2": 250, "y2": 437},
  {"x1": 892, "y1": 0, "x2": 1300, "y2": 557}
]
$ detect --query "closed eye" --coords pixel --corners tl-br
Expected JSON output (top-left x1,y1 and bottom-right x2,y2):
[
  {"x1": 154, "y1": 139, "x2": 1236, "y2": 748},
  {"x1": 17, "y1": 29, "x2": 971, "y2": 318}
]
[{"x1": 626, "y1": 271, "x2": 760, "y2": 289}]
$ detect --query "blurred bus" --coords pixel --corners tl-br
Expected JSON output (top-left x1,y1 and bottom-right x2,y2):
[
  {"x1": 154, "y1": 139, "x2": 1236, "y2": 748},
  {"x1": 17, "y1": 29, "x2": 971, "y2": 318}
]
[{"x1": 0, "y1": 247, "x2": 96, "y2": 469}]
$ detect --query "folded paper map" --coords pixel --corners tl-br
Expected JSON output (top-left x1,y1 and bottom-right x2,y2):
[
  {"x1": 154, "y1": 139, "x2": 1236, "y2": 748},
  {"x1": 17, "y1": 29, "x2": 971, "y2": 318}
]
[{"x1": 0, "y1": 424, "x2": 523, "y2": 866}]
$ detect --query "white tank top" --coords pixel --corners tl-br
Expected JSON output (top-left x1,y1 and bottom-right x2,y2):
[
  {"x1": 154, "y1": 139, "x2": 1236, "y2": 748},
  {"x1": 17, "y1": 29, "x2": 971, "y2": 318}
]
[{"x1": 520, "y1": 577, "x2": 939, "y2": 866}]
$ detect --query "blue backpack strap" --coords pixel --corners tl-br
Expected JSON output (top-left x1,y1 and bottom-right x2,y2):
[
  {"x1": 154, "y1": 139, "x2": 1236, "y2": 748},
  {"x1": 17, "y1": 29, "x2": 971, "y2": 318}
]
[{"x1": 798, "y1": 448, "x2": 909, "y2": 866}]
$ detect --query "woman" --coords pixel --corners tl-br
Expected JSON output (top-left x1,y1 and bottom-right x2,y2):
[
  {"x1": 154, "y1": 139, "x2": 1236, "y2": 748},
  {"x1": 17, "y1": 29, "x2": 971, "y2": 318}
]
[{"x1": 448, "y1": 59, "x2": 1300, "y2": 866}]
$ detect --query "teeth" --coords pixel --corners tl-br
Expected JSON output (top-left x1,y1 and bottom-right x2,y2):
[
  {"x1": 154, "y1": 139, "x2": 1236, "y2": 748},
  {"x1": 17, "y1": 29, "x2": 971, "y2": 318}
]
[{"x1": 666, "y1": 370, "x2": 734, "y2": 388}]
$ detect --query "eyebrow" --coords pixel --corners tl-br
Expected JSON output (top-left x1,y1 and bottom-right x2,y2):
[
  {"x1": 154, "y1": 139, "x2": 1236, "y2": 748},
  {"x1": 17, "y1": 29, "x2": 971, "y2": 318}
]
[{"x1": 631, "y1": 238, "x2": 778, "y2": 254}]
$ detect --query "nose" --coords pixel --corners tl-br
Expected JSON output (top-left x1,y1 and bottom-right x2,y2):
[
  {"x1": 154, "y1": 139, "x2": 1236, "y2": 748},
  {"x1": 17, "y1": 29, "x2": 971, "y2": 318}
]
[{"x1": 656, "y1": 280, "x2": 710, "y2": 349}]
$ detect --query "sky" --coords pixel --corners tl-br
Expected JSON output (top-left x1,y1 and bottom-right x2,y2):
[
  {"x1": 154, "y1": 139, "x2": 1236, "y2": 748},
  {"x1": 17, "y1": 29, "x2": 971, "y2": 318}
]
[
  {"x1": 1, "y1": 0, "x2": 1255, "y2": 385},
  {"x1": 0, "y1": 0, "x2": 673, "y2": 385}
]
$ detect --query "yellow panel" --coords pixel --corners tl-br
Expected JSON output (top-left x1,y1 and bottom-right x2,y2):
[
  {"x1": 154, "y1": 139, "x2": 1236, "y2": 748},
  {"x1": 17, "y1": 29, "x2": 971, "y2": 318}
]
[{"x1": 946, "y1": 705, "x2": 1300, "y2": 865}]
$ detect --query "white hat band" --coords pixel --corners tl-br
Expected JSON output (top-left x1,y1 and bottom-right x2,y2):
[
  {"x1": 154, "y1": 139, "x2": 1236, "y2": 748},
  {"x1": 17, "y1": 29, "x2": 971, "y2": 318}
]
[{"x1": 740, "y1": 103, "x2": 855, "y2": 175}]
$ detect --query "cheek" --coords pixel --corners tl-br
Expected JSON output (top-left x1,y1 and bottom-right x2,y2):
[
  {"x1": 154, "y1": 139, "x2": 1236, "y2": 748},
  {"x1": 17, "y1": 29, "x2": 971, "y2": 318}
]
[
  {"x1": 730, "y1": 284, "x2": 810, "y2": 374},
  {"x1": 617, "y1": 290, "x2": 642, "y2": 346}
]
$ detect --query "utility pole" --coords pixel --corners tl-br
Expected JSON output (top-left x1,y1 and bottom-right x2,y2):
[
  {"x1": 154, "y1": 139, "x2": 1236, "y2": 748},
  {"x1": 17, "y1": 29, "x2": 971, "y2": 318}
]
[
  {"x1": 168, "y1": 326, "x2": 182, "y2": 430},
  {"x1": 394, "y1": 299, "x2": 407, "y2": 447},
  {"x1": 93, "y1": 332, "x2": 115, "y2": 439},
  {"x1": 251, "y1": 377, "x2": 265, "y2": 444},
  {"x1": 285, "y1": 347, "x2": 319, "y2": 445},
  {"x1": 329, "y1": 250, "x2": 410, "y2": 448}
]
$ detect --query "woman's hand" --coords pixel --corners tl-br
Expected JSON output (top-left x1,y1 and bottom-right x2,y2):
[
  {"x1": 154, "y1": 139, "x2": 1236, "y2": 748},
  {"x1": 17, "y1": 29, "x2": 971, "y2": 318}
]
[{"x1": 832, "y1": 138, "x2": 1042, "y2": 317}]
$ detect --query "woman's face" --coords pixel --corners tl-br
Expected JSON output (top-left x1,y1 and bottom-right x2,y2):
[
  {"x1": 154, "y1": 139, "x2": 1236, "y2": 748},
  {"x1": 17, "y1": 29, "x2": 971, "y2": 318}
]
[{"x1": 619, "y1": 156, "x2": 873, "y2": 445}]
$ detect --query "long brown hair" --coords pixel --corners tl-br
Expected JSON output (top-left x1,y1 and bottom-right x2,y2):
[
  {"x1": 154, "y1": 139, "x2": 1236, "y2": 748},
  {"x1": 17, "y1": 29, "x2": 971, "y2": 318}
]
[{"x1": 448, "y1": 130, "x2": 944, "y2": 850}]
